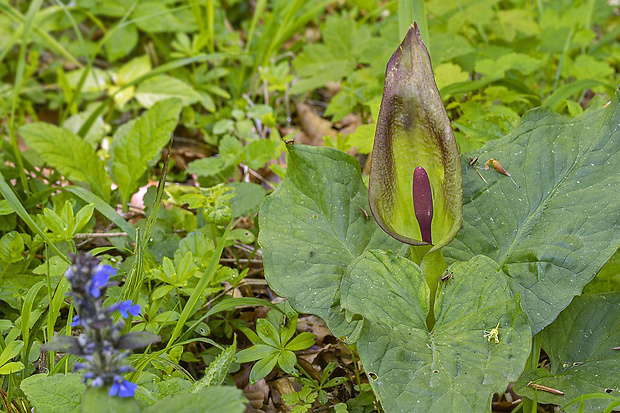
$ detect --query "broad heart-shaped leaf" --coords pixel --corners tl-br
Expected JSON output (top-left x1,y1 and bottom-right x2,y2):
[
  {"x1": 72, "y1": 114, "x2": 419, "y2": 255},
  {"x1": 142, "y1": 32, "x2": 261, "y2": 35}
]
[
  {"x1": 444, "y1": 91, "x2": 620, "y2": 334},
  {"x1": 341, "y1": 252, "x2": 531, "y2": 412},
  {"x1": 259, "y1": 144, "x2": 403, "y2": 338},
  {"x1": 19, "y1": 123, "x2": 110, "y2": 201},
  {"x1": 143, "y1": 385, "x2": 246, "y2": 413},
  {"x1": 111, "y1": 98, "x2": 182, "y2": 208},
  {"x1": 514, "y1": 293, "x2": 620, "y2": 412},
  {"x1": 21, "y1": 373, "x2": 85, "y2": 413},
  {"x1": 81, "y1": 387, "x2": 140, "y2": 413}
]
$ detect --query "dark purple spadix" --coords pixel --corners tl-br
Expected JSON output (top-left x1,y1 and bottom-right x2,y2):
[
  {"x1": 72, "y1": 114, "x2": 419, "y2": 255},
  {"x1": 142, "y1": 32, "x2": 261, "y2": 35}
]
[{"x1": 412, "y1": 167, "x2": 433, "y2": 244}]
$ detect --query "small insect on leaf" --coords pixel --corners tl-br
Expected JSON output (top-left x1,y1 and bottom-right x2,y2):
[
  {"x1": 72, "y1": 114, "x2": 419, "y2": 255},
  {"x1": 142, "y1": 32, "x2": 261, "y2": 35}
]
[
  {"x1": 468, "y1": 156, "x2": 487, "y2": 183},
  {"x1": 440, "y1": 270, "x2": 453, "y2": 283},
  {"x1": 360, "y1": 207, "x2": 369, "y2": 220},
  {"x1": 484, "y1": 158, "x2": 520, "y2": 188},
  {"x1": 527, "y1": 381, "x2": 565, "y2": 396},
  {"x1": 483, "y1": 321, "x2": 500, "y2": 344}
]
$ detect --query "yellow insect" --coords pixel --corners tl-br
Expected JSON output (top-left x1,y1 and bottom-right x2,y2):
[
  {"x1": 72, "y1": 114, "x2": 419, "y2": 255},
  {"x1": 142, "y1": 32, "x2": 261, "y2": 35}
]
[
  {"x1": 485, "y1": 158, "x2": 520, "y2": 188},
  {"x1": 483, "y1": 321, "x2": 501, "y2": 344},
  {"x1": 527, "y1": 381, "x2": 565, "y2": 396}
]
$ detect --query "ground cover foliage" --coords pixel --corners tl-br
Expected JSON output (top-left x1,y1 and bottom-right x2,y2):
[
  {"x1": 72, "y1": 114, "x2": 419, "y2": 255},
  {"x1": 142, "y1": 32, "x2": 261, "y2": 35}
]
[{"x1": 0, "y1": 0, "x2": 619, "y2": 412}]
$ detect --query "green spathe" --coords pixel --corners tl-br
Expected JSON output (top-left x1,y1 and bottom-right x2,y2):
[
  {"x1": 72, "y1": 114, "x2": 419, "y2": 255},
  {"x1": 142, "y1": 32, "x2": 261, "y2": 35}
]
[{"x1": 369, "y1": 24, "x2": 462, "y2": 250}]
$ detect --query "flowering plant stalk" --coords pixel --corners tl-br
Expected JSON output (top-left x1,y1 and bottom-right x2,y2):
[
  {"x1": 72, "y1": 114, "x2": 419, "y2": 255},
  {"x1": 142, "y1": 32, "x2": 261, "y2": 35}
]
[{"x1": 44, "y1": 254, "x2": 159, "y2": 398}]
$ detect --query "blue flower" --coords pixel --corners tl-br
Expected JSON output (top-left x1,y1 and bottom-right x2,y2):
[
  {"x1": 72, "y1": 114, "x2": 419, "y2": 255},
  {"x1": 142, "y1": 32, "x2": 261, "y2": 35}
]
[
  {"x1": 109, "y1": 377, "x2": 138, "y2": 398},
  {"x1": 70, "y1": 315, "x2": 81, "y2": 327},
  {"x1": 109, "y1": 300, "x2": 141, "y2": 319},
  {"x1": 89, "y1": 265, "x2": 115, "y2": 298}
]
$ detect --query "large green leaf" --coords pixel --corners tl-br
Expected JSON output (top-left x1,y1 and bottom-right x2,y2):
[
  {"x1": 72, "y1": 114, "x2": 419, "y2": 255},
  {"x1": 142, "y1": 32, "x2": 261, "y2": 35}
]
[
  {"x1": 341, "y1": 253, "x2": 531, "y2": 412},
  {"x1": 259, "y1": 144, "x2": 402, "y2": 338},
  {"x1": 111, "y1": 98, "x2": 182, "y2": 207},
  {"x1": 514, "y1": 293, "x2": 620, "y2": 412},
  {"x1": 143, "y1": 386, "x2": 245, "y2": 413},
  {"x1": 135, "y1": 75, "x2": 201, "y2": 108},
  {"x1": 444, "y1": 92, "x2": 620, "y2": 333},
  {"x1": 19, "y1": 123, "x2": 110, "y2": 201},
  {"x1": 81, "y1": 387, "x2": 140, "y2": 413},
  {"x1": 21, "y1": 373, "x2": 85, "y2": 413}
]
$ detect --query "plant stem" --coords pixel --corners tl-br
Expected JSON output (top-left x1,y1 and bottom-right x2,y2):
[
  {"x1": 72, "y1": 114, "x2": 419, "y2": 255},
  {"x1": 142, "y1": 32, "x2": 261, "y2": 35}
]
[
  {"x1": 346, "y1": 343, "x2": 362, "y2": 389},
  {"x1": 420, "y1": 248, "x2": 447, "y2": 330}
]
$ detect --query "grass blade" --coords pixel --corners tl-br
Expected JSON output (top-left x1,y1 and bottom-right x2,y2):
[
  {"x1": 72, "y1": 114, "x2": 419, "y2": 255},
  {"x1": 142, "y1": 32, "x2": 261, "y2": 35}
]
[
  {"x1": 0, "y1": 172, "x2": 69, "y2": 263},
  {"x1": 167, "y1": 224, "x2": 232, "y2": 348}
]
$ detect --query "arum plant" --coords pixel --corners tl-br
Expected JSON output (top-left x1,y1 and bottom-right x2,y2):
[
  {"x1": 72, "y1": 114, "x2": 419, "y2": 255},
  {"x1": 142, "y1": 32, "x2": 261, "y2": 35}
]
[
  {"x1": 260, "y1": 20, "x2": 619, "y2": 413},
  {"x1": 369, "y1": 23, "x2": 462, "y2": 324}
]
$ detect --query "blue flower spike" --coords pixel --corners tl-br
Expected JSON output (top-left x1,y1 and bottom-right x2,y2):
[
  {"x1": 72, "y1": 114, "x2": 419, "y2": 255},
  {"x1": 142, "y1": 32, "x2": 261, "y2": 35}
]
[
  {"x1": 116, "y1": 300, "x2": 141, "y2": 319},
  {"x1": 43, "y1": 254, "x2": 158, "y2": 400},
  {"x1": 89, "y1": 265, "x2": 115, "y2": 298},
  {"x1": 109, "y1": 377, "x2": 138, "y2": 398}
]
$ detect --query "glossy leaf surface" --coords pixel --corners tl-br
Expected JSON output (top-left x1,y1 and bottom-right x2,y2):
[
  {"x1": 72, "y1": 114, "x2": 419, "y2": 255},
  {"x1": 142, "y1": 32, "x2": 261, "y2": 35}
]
[
  {"x1": 341, "y1": 253, "x2": 531, "y2": 412},
  {"x1": 259, "y1": 144, "x2": 403, "y2": 338},
  {"x1": 444, "y1": 92, "x2": 620, "y2": 333},
  {"x1": 514, "y1": 293, "x2": 620, "y2": 412}
]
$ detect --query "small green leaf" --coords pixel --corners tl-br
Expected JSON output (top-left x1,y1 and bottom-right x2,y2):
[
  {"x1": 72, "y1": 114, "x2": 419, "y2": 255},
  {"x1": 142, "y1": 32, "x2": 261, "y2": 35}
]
[
  {"x1": 0, "y1": 231, "x2": 24, "y2": 264},
  {"x1": 285, "y1": 332, "x2": 316, "y2": 351},
  {"x1": 194, "y1": 336, "x2": 236, "y2": 390},
  {"x1": 111, "y1": 98, "x2": 182, "y2": 208},
  {"x1": 256, "y1": 318, "x2": 280, "y2": 348},
  {"x1": 235, "y1": 344, "x2": 276, "y2": 363},
  {"x1": 278, "y1": 350, "x2": 298, "y2": 376},
  {"x1": 135, "y1": 75, "x2": 201, "y2": 108},
  {"x1": 19, "y1": 123, "x2": 110, "y2": 200},
  {"x1": 249, "y1": 352, "x2": 279, "y2": 384},
  {"x1": 0, "y1": 340, "x2": 23, "y2": 367},
  {"x1": 0, "y1": 361, "x2": 24, "y2": 374}
]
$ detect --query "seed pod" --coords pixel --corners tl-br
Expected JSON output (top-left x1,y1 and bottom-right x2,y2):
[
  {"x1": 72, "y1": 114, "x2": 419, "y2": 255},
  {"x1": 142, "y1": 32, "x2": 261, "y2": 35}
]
[{"x1": 369, "y1": 23, "x2": 462, "y2": 250}]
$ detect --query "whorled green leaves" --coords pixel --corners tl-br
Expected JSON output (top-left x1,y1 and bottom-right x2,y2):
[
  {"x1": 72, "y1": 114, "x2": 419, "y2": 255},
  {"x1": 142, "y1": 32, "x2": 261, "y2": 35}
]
[
  {"x1": 259, "y1": 144, "x2": 403, "y2": 338},
  {"x1": 341, "y1": 253, "x2": 530, "y2": 412},
  {"x1": 444, "y1": 91, "x2": 620, "y2": 333},
  {"x1": 514, "y1": 293, "x2": 620, "y2": 412},
  {"x1": 369, "y1": 24, "x2": 462, "y2": 250}
]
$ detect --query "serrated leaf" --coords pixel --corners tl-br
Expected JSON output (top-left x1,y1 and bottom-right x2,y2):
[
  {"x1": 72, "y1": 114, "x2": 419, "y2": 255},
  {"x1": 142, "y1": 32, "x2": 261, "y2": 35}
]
[
  {"x1": 194, "y1": 336, "x2": 236, "y2": 390},
  {"x1": 445, "y1": 91, "x2": 620, "y2": 333},
  {"x1": 135, "y1": 75, "x2": 201, "y2": 108},
  {"x1": 81, "y1": 387, "x2": 140, "y2": 413},
  {"x1": 144, "y1": 386, "x2": 245, "y2": 413},
  {"x1": 258, "y1": 144, "x2": 403, "y2": 338},
  {"x1": 19, "y1": 123, "x2": 110, "y2": 200},
  {"x1": 21, "y1": 373, "x2": 85, "y2": 413},
  {"x1": 341, "y1": 252, "x2": 531, "y2": 412},
  {"x1": 111, "y1": 98, "x2": 182, "y2": 207},
  {"x1": 514, "y1": 293, "x2": 620, "y2": 412}
]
